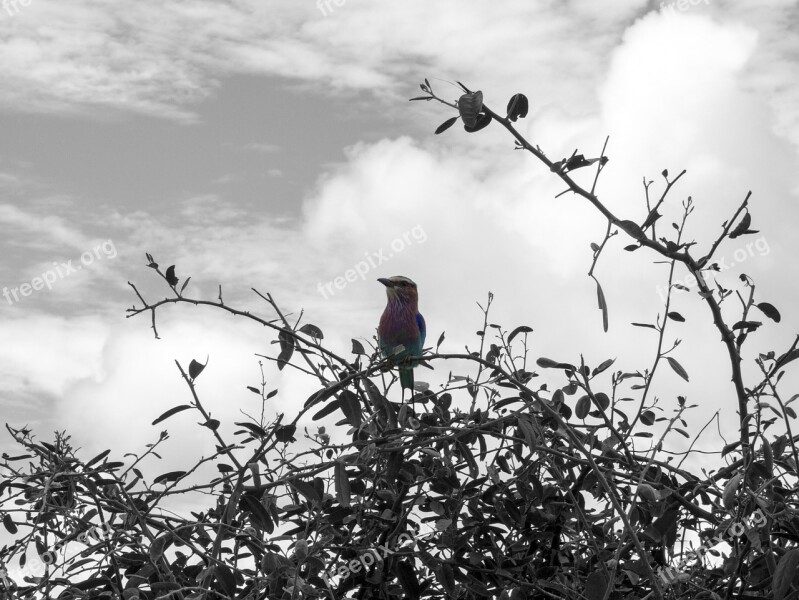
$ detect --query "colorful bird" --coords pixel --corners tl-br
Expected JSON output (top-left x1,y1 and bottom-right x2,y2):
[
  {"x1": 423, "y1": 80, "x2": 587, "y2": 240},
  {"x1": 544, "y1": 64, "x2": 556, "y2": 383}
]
[{"x1": 377, "y1": 276, "x2": 426, "y2": 390}]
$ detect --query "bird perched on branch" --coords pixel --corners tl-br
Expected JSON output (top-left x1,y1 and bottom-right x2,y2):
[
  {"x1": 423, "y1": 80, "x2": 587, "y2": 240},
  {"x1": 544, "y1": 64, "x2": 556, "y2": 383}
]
[{"x1": 377, "y1": 276, "x2": 426, "y2": 390}]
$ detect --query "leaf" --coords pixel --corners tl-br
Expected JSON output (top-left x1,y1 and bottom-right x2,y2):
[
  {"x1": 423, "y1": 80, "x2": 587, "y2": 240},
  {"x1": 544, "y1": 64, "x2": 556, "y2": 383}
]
[
  {"x1": 624, "y1": 244, "x2": 640, "y2": 251},
  {"x1": 756, "y1": 302, "x2": 781, "y2": 323},
  {"x1": 153, "y1": 470, "x2": 187, "y2": 485},
  {"x1": 203, "y1": 419, "x2": 220, "y2": 431},
  {"x1": 464, "y1": 112, "x2": 492, "y2": 133},
  {"x1": 241, "y1": 494, "x2": 274, "y2": 533},
  {"x1": 394, "y1": 560, "x2": 421, "y2": 600},
  {"x1": 338, "y1": 390, "x2": 362, "y2": 428},
  {"x1": 774, "y1": 548, "x2": 799, "y2": 600},
  {"x1": 618, "y1": 220, "x2": 645, "y2": 240},
  {"x1": 436, "y1": 330, "x2": 445, "y2": 350},
  {"x1": 335, "y1": 461, "x2": 351, "y2": 507},
  {"x1": 457, "y1": 91, "x2": 483, "y2": 127},
  {"x1": 179, "y1": 277, "x2": 191, "y2": 295},
  {"x1": 666, "y1": 357, "x2": 689, "y2": 382},
  {"x1": 165, "y1": 265, "x2": 179, "y2": 287},
  {"x1": 732, "y1": 320, "x2": 762, "y2": 331},
  {"x1": 85, "y1": 449, "x2": 111, "y2": 469},
  {"x1": 506, "y1": 93, "x2": 529, "y2": 121},
  {"x1": 434, "y1": 116, "x2": 459, "y2": 135},
  {"x1": 585, "y1": 572, "x2": 608, "y2": 600},
  {"x1": 152, "y1": 405, "x2": 192, "y2": 426},
  {"x1": 576, "y1": 395, "x2": 590, "y2": 420},
  {"x1": 215, "y1": 563, "x2": 237, "y2": 597},
  {"x1": 641, "y1": 410, "x2": 656, "y2": 426},
  {"x1": 3, "y1": 514, "x2": 17, "y2": 534},
  {"x1": 312, "y1": 398, "x2": 342, "y2": 421},
  {"x1": 596, "y1": 280, "x2": 608, "y2": 332},
  {"x1": 277, "y1": 329, "x2": 295, "y2": 370},
  {"x1": 728, "y1": 212, "x2": 751, "y2": 239},
  {"x1": 722, "y1": 473, "x2": 741, "y2": 509},
  {"x1": 274, "y1": 424, "x2": 296, "y2": 443},
  {"x1": 594, "y1": 392, "x2": 610, "y2": 410},
  {"x1": 247, "y1": 386, "x2": 260, "y2": 394},
  {"x1": 351, "y1": 339, "x2": 365, "y2": 355},
  {"x1": 631, "y1": 322, "x2": 658, "y2": 330},
  {"x1": 189, "y1": 358, "x2": 207, "y2": 380},
  {"x1": 536, "y1": 357, "x2": 574, "y2": 370},
  {"x1": 299, "y1": 323, "x2": 324, "y2": 339},
  {"x1": 289, "y1": 479, "x2": 320, "y2": 504},
  {"x1": 592, "y1": 358, "x2": 615, "y2": 376},
  {"x1": 236, "y1": 422, "x2": 267, "y2": 437},
  {"x1": 775, "y1": 349, "x2": 799, "y2": 371},
  {"x1": 667, "y1": 312, "x2": 685, "y2": 322},
  {"x1": 507, "y1": 325, "x2": 533, "y2": 346}
]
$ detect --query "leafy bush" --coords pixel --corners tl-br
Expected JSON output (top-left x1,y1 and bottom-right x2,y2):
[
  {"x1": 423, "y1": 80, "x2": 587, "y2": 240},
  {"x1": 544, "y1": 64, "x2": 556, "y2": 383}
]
[{"x1": 1, "y1": 80, "x2": 798, "y2": 600}]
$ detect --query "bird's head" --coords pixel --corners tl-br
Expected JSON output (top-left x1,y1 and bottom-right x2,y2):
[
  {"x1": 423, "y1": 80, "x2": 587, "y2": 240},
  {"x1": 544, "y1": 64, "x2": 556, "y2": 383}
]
[{"x1": 378, "y1": 276, "x2": 419, "y2": 305}]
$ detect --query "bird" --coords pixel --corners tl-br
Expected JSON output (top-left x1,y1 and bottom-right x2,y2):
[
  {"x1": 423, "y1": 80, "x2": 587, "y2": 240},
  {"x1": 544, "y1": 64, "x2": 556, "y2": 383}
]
[{"x1": 377, "y1": 276, "x2": 426, "y2": 390}]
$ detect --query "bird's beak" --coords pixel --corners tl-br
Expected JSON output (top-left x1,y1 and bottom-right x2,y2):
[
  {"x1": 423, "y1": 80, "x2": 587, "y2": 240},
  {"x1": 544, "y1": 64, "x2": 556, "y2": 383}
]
[{"x1": 377, "y1": 278, "x2": 394, "y2": 288}]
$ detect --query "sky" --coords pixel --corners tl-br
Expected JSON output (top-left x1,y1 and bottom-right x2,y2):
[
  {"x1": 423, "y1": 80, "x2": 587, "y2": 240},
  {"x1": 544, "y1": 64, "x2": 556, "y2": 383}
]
[{"x1": 1, "y1": 0, "x2": 799, "y2": 483}]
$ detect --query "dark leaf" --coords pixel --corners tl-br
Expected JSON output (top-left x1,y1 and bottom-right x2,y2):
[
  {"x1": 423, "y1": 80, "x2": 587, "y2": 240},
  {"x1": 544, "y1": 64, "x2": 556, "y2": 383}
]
[
  {"x1": 592, "y1": 358, "x2": 615, "y2": 376},
  {"x1": 507, "y1": 325, "x2": 533, "y2": 346},
  {"x1": 434, "y1": 116, "x2": 459, "y2": 135},
  {"x1": 756, "y1": 302, "x2": 781, "y2": 323},
  {"x1": 464, "y1": 112, "x2": 492, "y2": 133},
  {"x1": 335, "y1": 461, "x2": 351, "y2": 507},
  {"x1": 179, "y1": 277, "x2": 191, "y2": 295},
  {"x1": 215, "y1": 563, "x2": 237, "y2": 597},
  {"x1": 277, "y1": 329, "x2": 295, "y2": 370},
  {"x1": 274, "y1": 424, "x2": 296, "y2": 443},
  {"x1": 85, "y1": 449, "x2": 111, "y2": 469},
  {"x1": 666, "y1": 357, "x2": 689, "y2": 382},
  {"x1": 241, "y1": 494, "x2": 274, "y2": 533},
  {"x1": 289, "y1": 479, "x2": 321, "y2": 503},
  {"x1": 506, "y1": 93, "x2": 529, "y2": 121},
  {"x1": 3, "y1": 514, "x2": 17, "y2": 534},
  {"x1": 585, "y1": 572, "x2": 608, "y2": 600},
  {"x1": 153, "y1": 470, "x2": 187, "y2": 485},
  {"x1": 152, "y1": 405, "x2": 192, "y2": 426},
  {"x1": 576, "y1": 395, "x2": 590, "y2": 420},
  {"x1": 299, "y1": 323, "x2": 324, "y2": 339},
  {"x1": 165, "y1": 265, "x2": 179, "y2": 287},
  {"x1": 203, "y1": 419, "x2": 220, "y2": 431},
  {"x1": 667, "y1": 312, "x2": 685, "y2": 322},
  {"x1": 774, "y1": 548, "x2": 799, "y2": 600},
  {"x1": 618, "y1": 220, "x2": 645, "y2": 240},
  {"x1": 189, "y1": 358, "x2": 207, "y2": 380},
  {"x1": 394, "y1": 560, "x2": 421, "y2": 600},
  {"x1": 312, "y1": 398, "x2": 342, "y2": 421},
  {"x1": 351, "y1": 339, "x2": 366, "y2": 355},
  {"x1": 457, "y1": 91, "x2": 483, "y2": 127},
  {"x1": 631, "y1": 322, "x2": 658, "y2": 330},
  {"x1": 728, "y1": 212, "x2": 752, "y2": 239},
  {"x1": 731, "y1": 320, "x2": 762, "y2": 331},
  {"x1": 596, "y1": 280, "x2": 608, "y2": 332},
  {"x1": 641, "y1": 410, "x2": 656, "y2": 426}
]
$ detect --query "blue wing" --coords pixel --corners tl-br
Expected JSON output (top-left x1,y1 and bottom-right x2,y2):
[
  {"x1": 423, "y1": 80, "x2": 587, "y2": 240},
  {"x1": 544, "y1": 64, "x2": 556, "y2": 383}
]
[{"x1": 416, "y1": 313, "x2": 426, "y2": 347}]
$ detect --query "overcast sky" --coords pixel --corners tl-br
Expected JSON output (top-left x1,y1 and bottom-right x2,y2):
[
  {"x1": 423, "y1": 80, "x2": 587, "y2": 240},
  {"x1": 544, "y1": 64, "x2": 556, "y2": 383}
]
[{"x1": 1, "y1": 0, "x2": 798, "y2": 473}]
